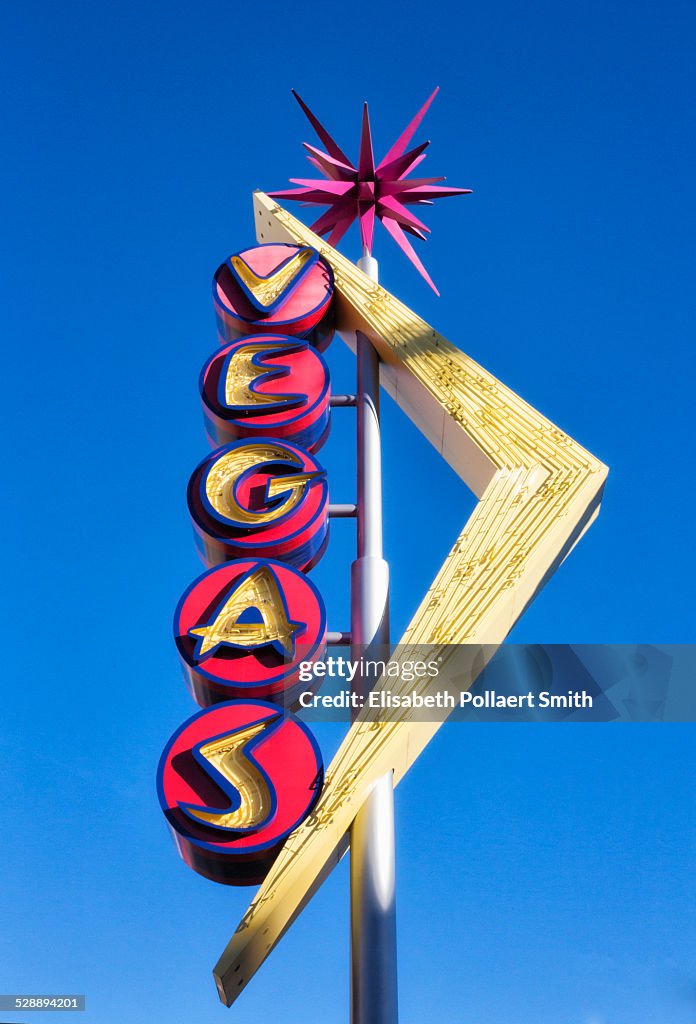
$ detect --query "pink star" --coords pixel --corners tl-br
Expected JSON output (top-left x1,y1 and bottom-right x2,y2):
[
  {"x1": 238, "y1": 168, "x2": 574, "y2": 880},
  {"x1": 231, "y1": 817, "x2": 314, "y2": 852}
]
[{"x1": 269, "y1": 88, "x2": 472, "y2": 295}]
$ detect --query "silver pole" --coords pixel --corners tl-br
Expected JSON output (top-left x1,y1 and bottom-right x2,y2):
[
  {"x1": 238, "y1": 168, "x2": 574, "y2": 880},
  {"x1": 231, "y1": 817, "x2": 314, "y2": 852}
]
[{"x1": 350, "y1": 250, "x2": 397, "y2": 1024}]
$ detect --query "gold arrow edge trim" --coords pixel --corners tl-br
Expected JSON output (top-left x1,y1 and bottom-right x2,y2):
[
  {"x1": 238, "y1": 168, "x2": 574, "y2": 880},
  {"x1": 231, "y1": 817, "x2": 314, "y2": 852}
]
[{"x1": 213, "y1": 191, "x2": 609, "y2": 1006}]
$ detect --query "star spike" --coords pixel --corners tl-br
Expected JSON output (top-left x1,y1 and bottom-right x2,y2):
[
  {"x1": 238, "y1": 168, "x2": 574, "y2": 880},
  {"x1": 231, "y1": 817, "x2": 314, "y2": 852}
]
[
  {"x1": 310, "y1": 201, "x2": 355, "y2": 236},
  {"x1": 359, "y1": 202, "x2": 376, "y2": 252},
  {"x1": 292, "y1": 90, "x2": 352, "y2": 166},
  {"x1": 358, "y1": 103, "x2": 375, "y2": 181},
  {"x1": 302, "y1": 143, "x2": 357, "y2": 180},
  {"x1": 376, "y1": 140, "x2": 431, "y2": 183},
  {"x1": 327, "y1": 213, "x2": 355, "y2": 248},
  {"x1": 269, "y1": 89, "x2": 471, "y2": 292},
  {"x1": 377, "y1": 86, "x2": 440, "y2": 169},
  {"x1": 377, "y1": 195, "x2": 431, "y2": 235},
  {"x1": 380, "y1": 215, "x2": 440, "y2": 296},
  {"x1": 288, "y1": 179, "x2": 355, "y2": 199}
]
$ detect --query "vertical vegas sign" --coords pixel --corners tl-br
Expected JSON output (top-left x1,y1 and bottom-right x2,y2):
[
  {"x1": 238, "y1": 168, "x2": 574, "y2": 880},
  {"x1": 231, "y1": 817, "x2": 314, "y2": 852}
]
[
  {"x1": 157, "y1": 91, "x2": 608, "y2": 1023},
  {"x1": 158, "y1": 241, "x2": 335, "y2": 884}
]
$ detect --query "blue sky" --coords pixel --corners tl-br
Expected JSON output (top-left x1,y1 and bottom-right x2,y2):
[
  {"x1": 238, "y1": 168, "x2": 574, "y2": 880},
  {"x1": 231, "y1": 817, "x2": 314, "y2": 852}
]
[{"x1": 1, "y1": 0, "x2": 695, "y2": 1022}]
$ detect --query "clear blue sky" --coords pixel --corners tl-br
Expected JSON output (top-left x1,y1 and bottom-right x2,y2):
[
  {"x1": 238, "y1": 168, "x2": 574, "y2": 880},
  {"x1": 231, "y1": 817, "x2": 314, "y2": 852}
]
[{"x1": 2, "y1": 1, "x2": 695, "y2": 1022}]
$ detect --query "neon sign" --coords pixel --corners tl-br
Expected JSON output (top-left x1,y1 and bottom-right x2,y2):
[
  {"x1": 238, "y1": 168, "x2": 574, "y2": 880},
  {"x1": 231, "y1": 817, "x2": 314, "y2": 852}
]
[
  {"x1": 187, "y1": 438, "x2": 329, "y2": 570},
  {"x1": 157, "y1": 88, "x2": 608, "y2": 1016},
  {"x1": 157, "y1": 701, "x2": 323, "y2": 885},
  {"x1": 200, "y1": 337, "x2": 330, "y2": 451},
  {"x1": 158, "y1": 242, "x2": 335, "y2": 885},
  {"x1": 175, "y1": 558, "x2": 326, "y2": 707},
  {"x1": 213, "y1": 243, "x2": 334, "y2": 347}
]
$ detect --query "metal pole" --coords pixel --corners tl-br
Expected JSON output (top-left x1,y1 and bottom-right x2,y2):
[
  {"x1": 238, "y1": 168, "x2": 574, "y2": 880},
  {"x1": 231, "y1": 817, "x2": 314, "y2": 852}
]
[{"x1": 350, "y1": 249, "x2": 397, "y2": 1024}]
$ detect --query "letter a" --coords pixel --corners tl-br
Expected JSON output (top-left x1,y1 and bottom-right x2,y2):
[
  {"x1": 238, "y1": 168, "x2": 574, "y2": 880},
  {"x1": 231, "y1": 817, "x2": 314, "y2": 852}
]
[{"x1": 188, "y1": 564, "x2": 301, "y2": 658}]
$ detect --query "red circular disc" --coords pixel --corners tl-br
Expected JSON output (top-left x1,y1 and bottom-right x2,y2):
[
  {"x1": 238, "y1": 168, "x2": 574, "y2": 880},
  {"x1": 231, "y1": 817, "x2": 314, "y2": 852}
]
[
  {"x1": 157, "y1": 701, "x2": 323, "y2": 885},
  {"x1": 213, "y1": 243, "x2": 334, "y2": 349},
  {"x1": 187, "y1": 438, "x2": 329, "y2": 571},
  {"x1": 200, "y1": 335, "x2": 331, "y2": 453},
  {"x1": 174, "y1": 558, "x2": 327, "y2": 707}
]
